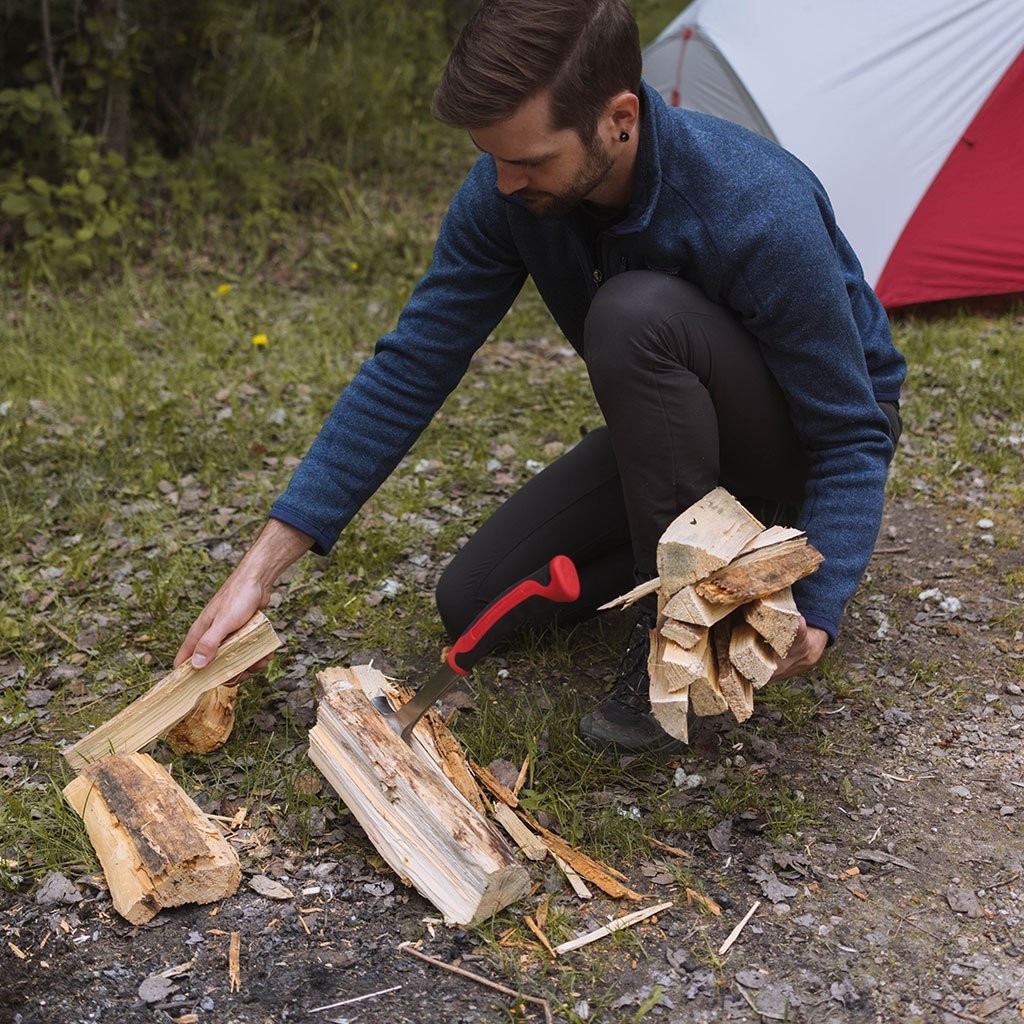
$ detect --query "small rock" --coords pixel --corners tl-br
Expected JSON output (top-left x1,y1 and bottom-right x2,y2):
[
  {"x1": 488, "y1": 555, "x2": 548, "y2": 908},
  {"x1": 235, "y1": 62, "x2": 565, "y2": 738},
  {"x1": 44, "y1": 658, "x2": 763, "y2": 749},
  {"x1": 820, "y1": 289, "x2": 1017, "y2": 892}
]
[
  {"x1": 674, "y1": 769, "x2": 703, "y2": 789},
  {"x1": 35, "y1": 871, "x2": 83, "y2": 906},
  {"x1": 667, "y1": 948, "x2": 696, "y2": 972},
  {"x1": 707, "y1": 818, "x2": 733, "y2": 853},
  {"x1": 946, "y1": 886, "x2": 983, "y2": 917},
  {"x1": 949, "y1": 785, "x2": 972, "y2": 800},
  {"x1": 249, "y1": 875, "x2": 295, "y2": 900},
  {"x1": 735, "y1": 970, "x2": 766, "y2": 989},
  {"x1": 757, "y1": 984, "x2": 801, "y2": 1017},
  {"x1": 138, "y1": 975, "x2": 176, "y2": 1004},
  {"x1": 882, "y1": 708, "x2": 912, "y2": 727},
  {"x1": 830, "y1": 980, "x2": 863, "y2": 1007}
]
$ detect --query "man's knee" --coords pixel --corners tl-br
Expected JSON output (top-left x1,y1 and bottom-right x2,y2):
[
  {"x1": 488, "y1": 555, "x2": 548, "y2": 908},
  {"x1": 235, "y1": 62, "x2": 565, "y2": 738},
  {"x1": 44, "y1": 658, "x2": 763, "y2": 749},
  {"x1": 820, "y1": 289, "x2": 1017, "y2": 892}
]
[
  {"x1": 435, "y1": 558, "x2": 476, "y2": 638},
  {"x1": 583, "y1": 271, "x2": 710, "y2": 380}
]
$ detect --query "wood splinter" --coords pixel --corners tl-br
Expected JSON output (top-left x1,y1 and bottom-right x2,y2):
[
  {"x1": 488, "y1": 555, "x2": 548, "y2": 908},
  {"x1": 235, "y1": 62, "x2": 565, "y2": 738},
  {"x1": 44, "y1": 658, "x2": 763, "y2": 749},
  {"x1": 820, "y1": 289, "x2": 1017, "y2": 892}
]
[
  {"x1": 554, "y1": 901, "x2": 674, "y2": 954},
  {"x1": 228, "y1": 932, "x2": 241, "y2": 993}
]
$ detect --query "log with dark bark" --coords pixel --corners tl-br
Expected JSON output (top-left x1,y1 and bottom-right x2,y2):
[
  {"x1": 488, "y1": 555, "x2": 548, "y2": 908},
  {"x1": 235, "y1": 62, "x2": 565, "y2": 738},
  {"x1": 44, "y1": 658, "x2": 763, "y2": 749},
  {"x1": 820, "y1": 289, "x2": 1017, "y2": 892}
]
[{"x1": 63, "y1": 753, "x2": 240, "y2": 924}]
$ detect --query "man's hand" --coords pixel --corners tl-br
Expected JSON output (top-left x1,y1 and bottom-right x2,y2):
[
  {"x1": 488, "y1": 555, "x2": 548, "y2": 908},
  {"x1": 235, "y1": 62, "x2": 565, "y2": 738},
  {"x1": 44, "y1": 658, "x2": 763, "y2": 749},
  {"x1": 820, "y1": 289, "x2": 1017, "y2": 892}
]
[
  {"x1": 771, "y1": 617, "x2": 828, "y2": 681},
  {"x1": 174, "y1": 520, "x2": 314, "y2": 670}
]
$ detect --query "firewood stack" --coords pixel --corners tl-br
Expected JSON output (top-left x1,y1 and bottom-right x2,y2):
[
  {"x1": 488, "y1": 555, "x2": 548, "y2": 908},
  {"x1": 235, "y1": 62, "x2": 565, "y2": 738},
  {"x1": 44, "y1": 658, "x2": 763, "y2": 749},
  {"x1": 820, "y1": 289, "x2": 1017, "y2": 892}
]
[{"x1": 604, "y1": 488, "x2": 822, "y2": 741}]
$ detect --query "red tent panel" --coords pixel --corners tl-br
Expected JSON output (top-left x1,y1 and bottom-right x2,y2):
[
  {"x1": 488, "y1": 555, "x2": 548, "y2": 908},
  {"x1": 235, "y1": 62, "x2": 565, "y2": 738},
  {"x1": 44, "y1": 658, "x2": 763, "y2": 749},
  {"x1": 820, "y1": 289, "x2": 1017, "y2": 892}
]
[{"x1": 876, "y1": 49, "x2": 1024, "y2": 308}]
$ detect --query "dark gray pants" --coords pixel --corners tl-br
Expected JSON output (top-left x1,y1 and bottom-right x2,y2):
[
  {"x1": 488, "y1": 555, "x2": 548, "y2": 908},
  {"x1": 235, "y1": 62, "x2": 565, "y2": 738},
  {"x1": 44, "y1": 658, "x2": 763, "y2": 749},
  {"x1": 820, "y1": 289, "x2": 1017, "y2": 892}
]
[{"x1": 436, "y1": 272, "x2": 814, "y2": 635}]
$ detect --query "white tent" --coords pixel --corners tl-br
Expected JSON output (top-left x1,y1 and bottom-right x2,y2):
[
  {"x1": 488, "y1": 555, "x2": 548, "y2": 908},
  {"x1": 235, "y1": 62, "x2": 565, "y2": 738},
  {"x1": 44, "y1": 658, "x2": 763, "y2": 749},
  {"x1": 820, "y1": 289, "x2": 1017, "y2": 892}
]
[{"x1": 643, "y1": 0, "x2": 1024, "y2": 307}]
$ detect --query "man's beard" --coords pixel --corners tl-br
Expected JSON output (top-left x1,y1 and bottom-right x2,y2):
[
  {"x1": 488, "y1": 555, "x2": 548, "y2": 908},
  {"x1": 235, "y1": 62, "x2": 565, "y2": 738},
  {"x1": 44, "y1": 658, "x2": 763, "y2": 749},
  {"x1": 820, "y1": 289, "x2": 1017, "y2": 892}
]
[{"x1": 516, "y1": 139, "x2": 615, "y2": 217}]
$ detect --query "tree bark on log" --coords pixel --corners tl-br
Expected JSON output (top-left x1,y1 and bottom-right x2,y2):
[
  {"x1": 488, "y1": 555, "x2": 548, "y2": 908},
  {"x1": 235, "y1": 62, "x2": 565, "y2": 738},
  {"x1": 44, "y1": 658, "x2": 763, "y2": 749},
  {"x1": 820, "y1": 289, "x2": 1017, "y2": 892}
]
[{"x1": 63, "y1": 753, "x2": 240, "y2": 924}]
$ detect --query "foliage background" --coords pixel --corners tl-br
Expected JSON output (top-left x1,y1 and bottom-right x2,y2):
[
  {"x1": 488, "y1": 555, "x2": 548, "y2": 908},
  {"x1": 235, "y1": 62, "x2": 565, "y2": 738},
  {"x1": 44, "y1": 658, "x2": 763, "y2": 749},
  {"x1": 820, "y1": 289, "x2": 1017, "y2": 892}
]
[{"x1": 1, "y1": 0, "x2": 686, "y2": 279}]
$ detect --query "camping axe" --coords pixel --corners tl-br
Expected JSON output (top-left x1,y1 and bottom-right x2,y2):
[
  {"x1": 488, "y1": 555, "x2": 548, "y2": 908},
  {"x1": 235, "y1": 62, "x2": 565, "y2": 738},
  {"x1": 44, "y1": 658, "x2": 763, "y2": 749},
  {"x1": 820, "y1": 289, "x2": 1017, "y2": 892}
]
[{"x1": 371, "y1": 555, "x2": 581, "y2": 743}]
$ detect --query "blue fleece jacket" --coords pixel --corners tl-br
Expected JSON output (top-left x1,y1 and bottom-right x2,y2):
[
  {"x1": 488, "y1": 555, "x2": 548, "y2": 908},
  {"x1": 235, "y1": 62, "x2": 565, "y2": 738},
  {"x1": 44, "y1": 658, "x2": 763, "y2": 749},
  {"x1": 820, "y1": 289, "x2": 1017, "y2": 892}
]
[{"x1": 270, "y1": 82, "x2": 906, "y2": 641}]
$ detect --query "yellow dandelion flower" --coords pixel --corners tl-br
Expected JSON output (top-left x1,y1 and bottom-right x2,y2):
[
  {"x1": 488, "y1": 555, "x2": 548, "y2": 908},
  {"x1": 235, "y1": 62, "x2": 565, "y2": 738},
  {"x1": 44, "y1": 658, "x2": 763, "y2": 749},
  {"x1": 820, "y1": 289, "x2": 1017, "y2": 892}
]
[
  {"x1": 251, "y1": 333, "x2": 268, "y2": 347},
  {"x1": 216, "y1": 283, "x2": 233, "y2": 296},
  {"x1": 349, "y1": 261, "x2": 360, "y2": 271}
]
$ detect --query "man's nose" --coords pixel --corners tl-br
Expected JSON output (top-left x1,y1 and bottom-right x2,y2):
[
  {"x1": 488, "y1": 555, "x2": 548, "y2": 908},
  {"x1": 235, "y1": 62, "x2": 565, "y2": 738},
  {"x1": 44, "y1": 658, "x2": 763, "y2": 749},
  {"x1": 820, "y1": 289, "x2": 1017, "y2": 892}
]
[{"x1": 495, "y1": 162, "x2": 527, "y2": 195}]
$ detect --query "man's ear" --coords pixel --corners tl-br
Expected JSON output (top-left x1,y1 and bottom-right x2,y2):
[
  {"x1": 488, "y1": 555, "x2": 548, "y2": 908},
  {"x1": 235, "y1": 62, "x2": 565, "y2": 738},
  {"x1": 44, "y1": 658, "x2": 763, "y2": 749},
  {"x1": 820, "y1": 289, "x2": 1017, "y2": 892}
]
[{"x1": 604, "y1": 90, "x2": 639, "y2": 141}]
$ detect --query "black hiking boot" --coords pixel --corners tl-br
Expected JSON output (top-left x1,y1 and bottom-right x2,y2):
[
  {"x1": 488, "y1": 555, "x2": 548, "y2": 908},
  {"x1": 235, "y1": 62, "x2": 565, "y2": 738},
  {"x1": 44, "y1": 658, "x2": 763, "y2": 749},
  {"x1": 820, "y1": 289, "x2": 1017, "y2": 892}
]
[{"x1": 579, "y1": 610, "x2": 692, "y2": 756}]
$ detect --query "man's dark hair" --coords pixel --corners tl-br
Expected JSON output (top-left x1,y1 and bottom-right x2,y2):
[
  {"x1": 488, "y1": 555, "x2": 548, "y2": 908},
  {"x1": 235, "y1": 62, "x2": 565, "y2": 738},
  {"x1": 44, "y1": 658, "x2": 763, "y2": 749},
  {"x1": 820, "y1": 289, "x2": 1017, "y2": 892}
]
[{"x1": 433, "y1": 0, "x2": 641, "y2": 139}]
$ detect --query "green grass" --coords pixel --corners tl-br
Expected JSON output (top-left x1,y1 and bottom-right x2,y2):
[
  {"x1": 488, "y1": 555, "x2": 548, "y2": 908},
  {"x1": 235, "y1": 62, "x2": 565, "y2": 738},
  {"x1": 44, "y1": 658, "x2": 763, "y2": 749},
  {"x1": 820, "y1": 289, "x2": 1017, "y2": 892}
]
[
  {"x1": 889, "y1": 308, "x2": 1024, "y2": 513},
  {"x1": 3, "y1": 252, "x2": 1022, "y2": 882}
]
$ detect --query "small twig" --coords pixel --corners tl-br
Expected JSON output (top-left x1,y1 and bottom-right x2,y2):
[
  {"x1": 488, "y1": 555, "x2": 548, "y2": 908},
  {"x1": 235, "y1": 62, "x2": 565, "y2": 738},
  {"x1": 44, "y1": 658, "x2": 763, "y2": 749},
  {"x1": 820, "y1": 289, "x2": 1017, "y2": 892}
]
[
  {"x1": 513, "y1": 755, "x2": 530, "y2": 797},
  {"x1": 597, "y1": 577, "x2": 660, "y2": 611},
  {"x1": 43, "y1": 621, "x2": 97, "y2": 656},
  {"x1": 734, "y1": 983, "x2": 760, "y2": 1014},
  {"x1": 67, "y1": 693, "x2": 111, "y2": 717},
  {"x1": 398, "y1": 943, "x2": 553, "y2": 1024},
  {"x1": 735, "y1": 980, "x2": 791, "y2": 1022},
  {"x1": 919, "y1": 997, "x2": 989, "y2": 1023},
  {"x1": 684, "y1": 887, "x2": 721, "y2": 916},
  {"x1": 523, "y1": 914, "x2": 557, "y2": 958},
  {"x1": 871, "y1": 546, "x2": 910, "y2": 555},
  {"x1": 554, "y1": 902, "x2": 673, "y2": 955},
  {"x1": 718, "y1": 900, "x2": 760, "y2": 955},
  {"x1": 185, "y1": 517, "x2": 264, "y2": 549},
  {"x1": 39, "y1": 0, "x2": 62, "y2": 98},
  {"x1": 985, "y1": 870, "x2": 1021, "y2": 891},
  {"x1": 892, "y1": 913, "x2": 945, "y2": 944},
  {"x1": 552, "y1": 854, "x2": 592, "y2": 899},
  {"x1": 309, "y1": 985, "x2": 401, "y2": 1013},
  {"x1": 645, "y1": 835, "x2": 692, "y2": 859}
]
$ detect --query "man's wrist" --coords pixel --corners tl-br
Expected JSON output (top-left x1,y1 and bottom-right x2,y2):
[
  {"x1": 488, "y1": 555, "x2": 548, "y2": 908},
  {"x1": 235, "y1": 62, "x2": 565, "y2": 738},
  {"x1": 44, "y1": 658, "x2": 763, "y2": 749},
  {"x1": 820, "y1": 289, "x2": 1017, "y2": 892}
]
[{"x1": 238, "y1": 519, "x2": 314, "y2": 590}]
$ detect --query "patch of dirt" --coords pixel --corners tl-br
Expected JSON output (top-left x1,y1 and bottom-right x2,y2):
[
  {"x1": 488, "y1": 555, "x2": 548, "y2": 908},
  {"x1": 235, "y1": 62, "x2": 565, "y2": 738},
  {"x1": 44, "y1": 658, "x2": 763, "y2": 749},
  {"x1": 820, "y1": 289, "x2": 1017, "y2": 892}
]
[{"x1": 4, "y1": 496, "x2": 1024, "y2": 1024}]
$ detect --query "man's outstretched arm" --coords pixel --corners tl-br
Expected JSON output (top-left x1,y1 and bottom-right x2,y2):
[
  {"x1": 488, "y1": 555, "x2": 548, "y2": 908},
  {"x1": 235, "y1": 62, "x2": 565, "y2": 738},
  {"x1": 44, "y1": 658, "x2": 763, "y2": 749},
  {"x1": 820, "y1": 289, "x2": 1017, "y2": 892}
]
[{"x1": 174, "y1": 518, "x2": 314, "y2": 669}]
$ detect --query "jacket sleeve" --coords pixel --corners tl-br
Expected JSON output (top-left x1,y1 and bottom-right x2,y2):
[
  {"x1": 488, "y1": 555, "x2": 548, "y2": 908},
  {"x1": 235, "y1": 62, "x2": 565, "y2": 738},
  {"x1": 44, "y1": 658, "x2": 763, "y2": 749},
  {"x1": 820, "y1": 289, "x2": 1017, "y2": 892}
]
[
  {"x1": 269, "y1": 158, "x2": 527, "y2": 553},
  {"x1": 711, "y1": 161, "x2": 899, "y2": 640}
]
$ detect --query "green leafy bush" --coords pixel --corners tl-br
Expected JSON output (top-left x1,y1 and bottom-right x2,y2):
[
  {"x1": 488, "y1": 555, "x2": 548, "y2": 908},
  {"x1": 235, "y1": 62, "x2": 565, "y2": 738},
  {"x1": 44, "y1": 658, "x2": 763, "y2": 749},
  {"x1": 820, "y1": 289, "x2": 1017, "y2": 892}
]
[
  {"x1": 0, "y1": 1, "x2": 462, "y2": 281},
  {"x1": 0, "y1": 85, "x2": 163, "y2": 277}
]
